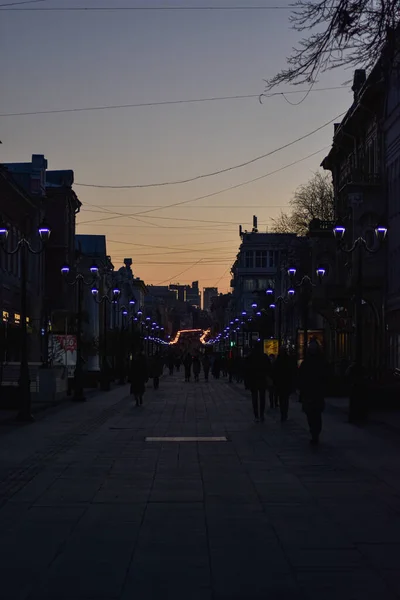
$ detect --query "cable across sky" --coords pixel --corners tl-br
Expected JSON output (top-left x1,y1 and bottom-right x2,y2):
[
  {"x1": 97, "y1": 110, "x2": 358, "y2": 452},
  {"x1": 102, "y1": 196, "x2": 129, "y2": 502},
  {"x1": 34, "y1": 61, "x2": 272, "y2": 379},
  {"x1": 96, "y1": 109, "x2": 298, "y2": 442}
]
[
  {"x1": 74, "y1": 113, "x2": 343, "y2": 190},
  {"x1": 0, "y1": 86, "x2": 347, "y2": 118}
]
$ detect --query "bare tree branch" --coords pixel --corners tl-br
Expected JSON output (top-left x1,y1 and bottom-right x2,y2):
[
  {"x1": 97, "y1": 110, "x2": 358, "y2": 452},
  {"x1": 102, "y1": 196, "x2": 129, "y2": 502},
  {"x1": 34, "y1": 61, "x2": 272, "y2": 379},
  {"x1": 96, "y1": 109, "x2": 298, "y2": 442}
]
[
  {"x1": 271, "y1": 171, "x2": 334, "y2": 235},
  {"x1": 266, "y1": 0, "x2": 400, "y2": 89}
]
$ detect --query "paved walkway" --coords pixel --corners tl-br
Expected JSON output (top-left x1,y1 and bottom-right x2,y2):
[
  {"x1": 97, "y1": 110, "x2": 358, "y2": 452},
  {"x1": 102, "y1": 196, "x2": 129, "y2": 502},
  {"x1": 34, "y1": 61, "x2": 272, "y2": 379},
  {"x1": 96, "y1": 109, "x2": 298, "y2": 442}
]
[{"x1": 1, "y1": 374, "x2": 400, "y2": 600}]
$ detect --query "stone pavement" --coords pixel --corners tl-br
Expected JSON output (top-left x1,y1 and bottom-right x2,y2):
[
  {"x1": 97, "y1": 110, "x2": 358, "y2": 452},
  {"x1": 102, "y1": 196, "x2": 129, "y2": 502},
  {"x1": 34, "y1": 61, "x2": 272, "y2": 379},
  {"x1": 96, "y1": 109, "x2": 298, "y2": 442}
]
[{"x1": 1, "y1": 374, "x2": 400, "y2": 600}]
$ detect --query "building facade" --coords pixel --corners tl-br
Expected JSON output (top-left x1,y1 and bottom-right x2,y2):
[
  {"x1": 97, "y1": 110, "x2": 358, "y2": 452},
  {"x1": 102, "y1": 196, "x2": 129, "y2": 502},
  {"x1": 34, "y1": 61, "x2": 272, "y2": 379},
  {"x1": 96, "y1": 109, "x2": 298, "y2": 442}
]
[
  {"x1": 0, "y1": 165, "x2": 44, "y2": 363},
  {"x1": 203, "y1": 287, "x2": 218, "y2": 312},
  {"x1": 321, "y1": 62, "x2": 396, "y2": 372},
  {"x1": 230, "y1": 230, "x2": 299, "y2": 314}
]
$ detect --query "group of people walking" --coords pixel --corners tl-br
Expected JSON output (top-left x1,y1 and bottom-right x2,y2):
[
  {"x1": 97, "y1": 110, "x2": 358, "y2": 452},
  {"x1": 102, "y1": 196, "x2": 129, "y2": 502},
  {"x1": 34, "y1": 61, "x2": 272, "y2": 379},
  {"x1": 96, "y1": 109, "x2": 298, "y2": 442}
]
[
  {"x1": 128, "y1": 338, "x2": 328, "y2": 445},
  {"x1": 245, "y1": 339, "x2": 328, "y2": 444}
]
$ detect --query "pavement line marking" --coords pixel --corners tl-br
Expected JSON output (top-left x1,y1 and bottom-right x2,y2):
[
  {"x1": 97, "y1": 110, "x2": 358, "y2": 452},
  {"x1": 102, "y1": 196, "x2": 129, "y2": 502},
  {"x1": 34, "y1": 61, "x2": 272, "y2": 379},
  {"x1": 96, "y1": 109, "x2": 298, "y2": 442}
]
[{"x1": 145, "y1": 436, "x2": 228, "y2": 442}]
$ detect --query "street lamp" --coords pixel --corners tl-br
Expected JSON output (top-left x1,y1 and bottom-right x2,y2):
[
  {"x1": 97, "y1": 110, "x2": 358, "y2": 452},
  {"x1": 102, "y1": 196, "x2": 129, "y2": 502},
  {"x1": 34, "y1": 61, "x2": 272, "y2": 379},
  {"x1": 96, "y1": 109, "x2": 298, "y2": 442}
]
[
  {"x1": 0, "y1": 218, "x2": 51, "y2": 421},
  {"x1": 92, "y1": 286, "x2": 120, "y2": 391},
  {"x1": 61, "y1": 263, "x2": 99, "y2": 401},
  {"x1": 333, "y1": 220, "x2": 387, "y2": 422}
]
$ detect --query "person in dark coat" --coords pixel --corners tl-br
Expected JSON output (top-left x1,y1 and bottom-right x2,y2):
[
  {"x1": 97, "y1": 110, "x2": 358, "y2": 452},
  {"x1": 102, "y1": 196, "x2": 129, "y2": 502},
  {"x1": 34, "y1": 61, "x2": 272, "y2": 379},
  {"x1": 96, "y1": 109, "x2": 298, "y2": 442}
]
[
  {"x1": 203, "y1": 355, "x2": 210, "y2": 381},
  {"x1": 152, "y1": 352, "x2": 164, "y2": 390},
  {"x1": 193, "y1": 356, "x2": 201, "y2": 382},
  {"x1": 298, "y1": 339, "x2": 329, "y2": 444},
  {"x1": 273, "y1": 347, "x2": 297, "y2": 421},
  {"x1": 268, "y1": 354, "x2": 278, "y2": 408},
  {"x1": 130, "y1": 351, "x2": 148, "y2": 406},
  {"x1": 168, "y1": 354, "x2": 175, "y2": 376},
  {"x1": 245, "y1": 343, "x2": 273, "y2": 422},
  {"x1": 212, "y1": 356, "x2": 221, "y2": 379},
  {"x1": 175, "y1": 356, "x2": 181, "y2": 372},
  {"x1": 184, "y1": 353, "x2": 192, "y2": 382}
]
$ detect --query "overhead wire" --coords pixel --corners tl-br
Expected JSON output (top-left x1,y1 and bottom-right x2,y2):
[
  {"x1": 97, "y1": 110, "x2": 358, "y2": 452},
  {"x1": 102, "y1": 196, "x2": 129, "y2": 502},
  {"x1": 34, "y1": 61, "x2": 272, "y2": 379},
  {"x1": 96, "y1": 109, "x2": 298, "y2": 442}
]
[
  {"x1": 74, "y1": 114, "x2": 344, "y2": 190},
  {"x1": 0, "y1": 5, "x2": 294, "y2": 11},
  {"x1": 156, "y1": 259, "x2": 205, "y2": 286},
  {"x1": 0, "y1": 0, "x2": 43, "y2": 6},
  {"x1": 81, "y1": 210, "x2": 268, "y2": 228},
  {"x1": 82, "y1": 204, "x2": 290, "y2": 210},
  {"x1": 76, "y1": 146, "x2": 328, "y2": 230},
  {"x1": 0, "y1": 86, "x2": 347, "y2": 118}
]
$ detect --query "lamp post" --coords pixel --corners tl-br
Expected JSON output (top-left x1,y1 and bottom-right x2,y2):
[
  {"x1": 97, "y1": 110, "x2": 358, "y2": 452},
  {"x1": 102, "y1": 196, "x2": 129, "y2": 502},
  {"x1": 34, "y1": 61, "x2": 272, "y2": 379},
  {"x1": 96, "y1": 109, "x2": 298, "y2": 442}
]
[
  {"x1": 117, "y1": 306, "x2": 129, "y2": 384},
  {"x1": 91, "y1": 285, "x2": 121, "y2": 391},
  {"x1": 0, "y1": 218, "x2": 51, "y2": 421},
  {"x1": 333, "y1": 220, "x2": 387, "y2": 422},
  {"x1": 287, "y1": 267, "x2": 326, "y2": 361},
  {"x1": 61, "y1": 261, "x2": 99, "y2": 401}
]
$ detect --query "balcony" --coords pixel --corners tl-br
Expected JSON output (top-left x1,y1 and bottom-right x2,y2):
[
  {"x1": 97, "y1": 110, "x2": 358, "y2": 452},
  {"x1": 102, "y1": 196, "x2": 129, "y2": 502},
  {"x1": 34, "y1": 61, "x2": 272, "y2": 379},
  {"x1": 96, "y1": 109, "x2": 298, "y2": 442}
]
[
  {"x1": 338, "y1": 169, "x2": 381, "y2": 194},
  {"x1": 308, "y1": 219, "x2": 336, "y2": 238}
]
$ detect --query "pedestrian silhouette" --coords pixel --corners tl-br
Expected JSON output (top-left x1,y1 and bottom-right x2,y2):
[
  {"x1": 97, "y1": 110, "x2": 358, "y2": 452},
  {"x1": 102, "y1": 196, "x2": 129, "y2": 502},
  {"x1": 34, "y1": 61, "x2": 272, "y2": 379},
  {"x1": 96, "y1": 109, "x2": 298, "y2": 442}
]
[
  {"x1": 298, "y1": 339, "x2": 328, "y2": 444},
  {"x1": 129, "y1": 350, "x2": 148, "y2": 407},
  {"x1": 245, "y1": 343, "x2": 272, "y2": 423}
]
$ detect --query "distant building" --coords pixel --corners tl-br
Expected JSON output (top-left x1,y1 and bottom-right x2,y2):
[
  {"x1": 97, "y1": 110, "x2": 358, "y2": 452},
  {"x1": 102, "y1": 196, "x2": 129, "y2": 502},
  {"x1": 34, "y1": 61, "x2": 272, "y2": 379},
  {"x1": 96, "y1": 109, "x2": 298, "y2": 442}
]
[
  {"x1": 187, "y1": 281, "x2": 201, "y2": 308},
  {"x1": 230, "y1": 226, "x2": 299, "y2": 314},
  {"x1": 113, "y1": 258, "x2": 147, "y2": 326},
  {"x1": 203, "y1": 287, "x2": 218, "y2": 312},
  {"x1": 169, "y1": 284, "x2": 187, "y2": 303}
]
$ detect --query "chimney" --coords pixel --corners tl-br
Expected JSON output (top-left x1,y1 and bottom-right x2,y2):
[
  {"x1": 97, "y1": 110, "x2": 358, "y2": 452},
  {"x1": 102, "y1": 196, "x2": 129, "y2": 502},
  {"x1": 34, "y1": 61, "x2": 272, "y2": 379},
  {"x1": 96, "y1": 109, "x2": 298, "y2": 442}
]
[
  {"x1": 252, "y1": 215, "x2": 258, "y2": 233},
  {"x1": 352, "y1": 69, "x2": 366, "y2": 101}
]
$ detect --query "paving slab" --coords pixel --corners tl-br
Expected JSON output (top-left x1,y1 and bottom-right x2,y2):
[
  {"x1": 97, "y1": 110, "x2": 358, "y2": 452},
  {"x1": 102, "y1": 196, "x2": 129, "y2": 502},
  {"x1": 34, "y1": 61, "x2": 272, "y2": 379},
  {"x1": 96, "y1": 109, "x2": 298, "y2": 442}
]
[{"x1": 0, "y1": 374, "x2": 400, "y2": 599}]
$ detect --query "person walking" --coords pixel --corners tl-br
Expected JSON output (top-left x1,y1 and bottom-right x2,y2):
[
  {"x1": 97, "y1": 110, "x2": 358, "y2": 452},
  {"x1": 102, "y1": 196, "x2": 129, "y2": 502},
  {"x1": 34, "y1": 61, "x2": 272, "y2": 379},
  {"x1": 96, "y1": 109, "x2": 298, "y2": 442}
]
[
  {"x1": 246, "y1": 343, "x2": 272, "y2": 423},
  {"x1": 273, "y1": 347, "x2": 297, "y2": 421},
  {"x1": 203, "y1": 354, "x2": 210, "y2": 381},
  {"x1": 129, "y1": 350, "x2": 148, "y2": 406},
  {"x1": 298, "y1": 339, "x2": 329, "y2": 444},
  {"x1": 175, "y1": 356, "x2": 181, "y2": 372},
  {"x1": 184, "y1": 353, "x2": 192, "y2": 382},
  {"x1": 168, "y1": 354, "x2": 175, "y2": 376},
  {"x1": 152, "y1": 351, "x2": 163, "y2": 390},
  {"x1": 212, "y1": 356, "x2": 221, "y2": 379},
  {"x1": 268, "y1": 354, "x2": 278, "y2": 408},
  {"x1": 193, "y1": 355, "x2": 201, "y2": 382}
]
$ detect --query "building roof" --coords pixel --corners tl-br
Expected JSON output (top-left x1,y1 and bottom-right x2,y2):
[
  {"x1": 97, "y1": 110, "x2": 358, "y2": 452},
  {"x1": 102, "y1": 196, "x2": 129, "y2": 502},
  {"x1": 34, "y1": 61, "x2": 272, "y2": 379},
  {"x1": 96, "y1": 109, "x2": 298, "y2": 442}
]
[{"x1": 46, "y1": 170, "x2": 74, "y2": 188}]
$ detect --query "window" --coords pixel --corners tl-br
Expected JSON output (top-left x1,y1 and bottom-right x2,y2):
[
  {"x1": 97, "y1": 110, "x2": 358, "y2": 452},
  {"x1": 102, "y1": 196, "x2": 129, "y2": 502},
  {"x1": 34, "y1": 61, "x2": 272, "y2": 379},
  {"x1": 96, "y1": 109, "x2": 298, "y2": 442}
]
[
  {"x1": 244, "y1": 298, "x2": 255, "y2": 311},
  {"x1": 255, "y1": 251, "x2": 267, "y2": 268},
  {"x1": 257, "y1": 279, "x2": 268, "y2": 290},
  {"x1": 244, "y1": 251, "x2": 253, "y2": 268},
  {"x1": 268, "y1": 251, "x2": 276, "y2": 268},
  {"x1": 244, "y1": 279, "x2": 254, "y2": 291}
]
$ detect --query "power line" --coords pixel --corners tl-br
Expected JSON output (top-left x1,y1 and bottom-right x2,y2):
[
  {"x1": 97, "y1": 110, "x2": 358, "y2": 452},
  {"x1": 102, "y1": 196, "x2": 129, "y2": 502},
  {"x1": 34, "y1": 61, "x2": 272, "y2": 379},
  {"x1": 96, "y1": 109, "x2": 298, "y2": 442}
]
[
  {"x1": 77, "y1": 146, "x2": 326, "y2": 228},
  {"x1": 106, "y1": 239, "x2": 229, "y2": 253},
  {"x1": 130, "y1": 146, "x2": 328, "y2": 216},
  {"x1": 107, "y1": 238, "x2": 238, "y2": 254},
  {"x1": 82, "y1": 204, "x2": 290, "y2": 210},
  {"x1": 117, "y1": 260, "x2": 233, "y2": 265},
  {"x1": 1, "y1": 5, "x2": 294, "y2": 11},
  {"x1": 75, "y1": 114, "x2": 343, "y2": 190},
  {"x1": 0, "y1": 0, "x2": 43, "y2": 6},
  {"x1": 0, "y1": 87, "x2": 347, "y2": 117},
  {"x1": 81, "y1": 210, "x2": 267, "y2": 227}
]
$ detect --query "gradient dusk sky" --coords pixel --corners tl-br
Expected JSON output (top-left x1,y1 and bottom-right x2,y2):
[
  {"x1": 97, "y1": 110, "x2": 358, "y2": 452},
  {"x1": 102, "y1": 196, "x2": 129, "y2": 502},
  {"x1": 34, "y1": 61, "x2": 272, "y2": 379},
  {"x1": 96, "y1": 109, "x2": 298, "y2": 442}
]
[{"x1": 1, "y1": 0, "x2": 353, "y2": 293}]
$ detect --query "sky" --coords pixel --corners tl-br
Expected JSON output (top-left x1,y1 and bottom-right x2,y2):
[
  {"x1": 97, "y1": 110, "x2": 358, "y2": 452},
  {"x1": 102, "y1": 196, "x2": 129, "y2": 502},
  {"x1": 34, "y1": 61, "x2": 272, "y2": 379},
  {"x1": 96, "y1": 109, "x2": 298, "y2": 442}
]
[{"x1": 0, "y1": 0, "x2": 353, "y2": 295}]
